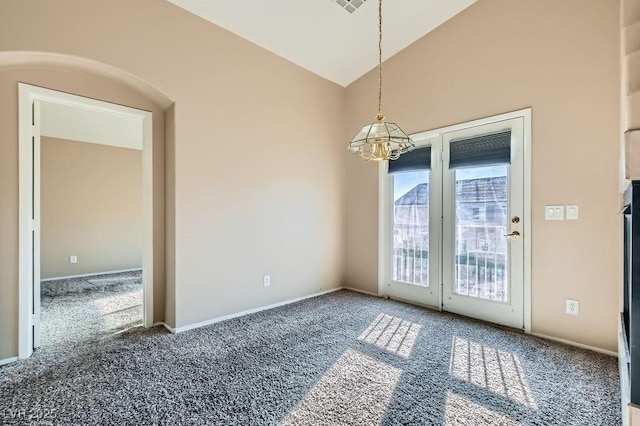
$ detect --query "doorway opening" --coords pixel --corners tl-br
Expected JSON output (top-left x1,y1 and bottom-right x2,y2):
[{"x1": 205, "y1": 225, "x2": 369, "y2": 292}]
[
  {"x1": 39, "y1": 137, "x2": 144, "y2": 347},
  {"x1": 379, "y1": 109, "x2": 531, "y2": 332},
  {"x1": 18, "y1": 83, "x2": 154, "y2": 359}
]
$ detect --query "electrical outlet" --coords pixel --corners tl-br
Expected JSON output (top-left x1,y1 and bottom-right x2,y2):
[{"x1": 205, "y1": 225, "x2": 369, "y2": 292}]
[
  {"x1": 69, "y1": 255, "x2": 78, "y2": 264},
  {"x1": 263, "y1": 275, "x2": 271, "y2": 287},
  {"x1": 566, "y1": 299, "x2": 579, "y2": 316}
]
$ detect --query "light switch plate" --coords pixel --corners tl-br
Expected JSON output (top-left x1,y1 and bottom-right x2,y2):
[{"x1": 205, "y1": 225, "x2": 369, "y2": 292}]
[
  {"x1": 545, "y1": 205, "x2": 564, "y2": 220},
  {"x1": 566, "y1": 205, "x2": 579, "y2": 220}
]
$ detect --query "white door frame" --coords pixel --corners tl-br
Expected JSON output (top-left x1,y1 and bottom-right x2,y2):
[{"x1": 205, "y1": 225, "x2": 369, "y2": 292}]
[
  {"x1": 18, "y1": 83, "x2": 154, "y2": 359},
  {"x1": 379, "y1": 108, "x2": 532, "y2": 333}
]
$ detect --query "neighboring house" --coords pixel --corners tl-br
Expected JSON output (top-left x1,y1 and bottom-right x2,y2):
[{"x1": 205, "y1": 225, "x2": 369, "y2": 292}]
[
  {"x1": 393, "y1": 183, "x2": 430, "y2": 286},
  {"x1": 394, "y1": 177, "x2": 508, "y2": 301}
]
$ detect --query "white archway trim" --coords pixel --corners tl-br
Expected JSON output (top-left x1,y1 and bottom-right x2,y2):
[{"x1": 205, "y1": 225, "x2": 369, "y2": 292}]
[{"x1": 18, "y1": 83, "x2": 154, "y2": 359}]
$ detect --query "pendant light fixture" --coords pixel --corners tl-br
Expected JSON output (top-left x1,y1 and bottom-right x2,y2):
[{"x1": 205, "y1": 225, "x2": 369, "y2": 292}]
[{"x1": 347, "y1": 0, "x2": 415, "y2": 161}]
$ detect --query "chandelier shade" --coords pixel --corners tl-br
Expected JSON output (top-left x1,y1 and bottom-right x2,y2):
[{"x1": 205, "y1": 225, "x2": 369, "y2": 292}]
[{"x1": 348, "y1": 114, "x2": 415, "y2": 161}]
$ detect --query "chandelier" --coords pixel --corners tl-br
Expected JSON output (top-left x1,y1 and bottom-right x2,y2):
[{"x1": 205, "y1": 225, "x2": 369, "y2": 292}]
[{"x1": 347, "y1": 0, "x2": 415, "y2": 161}]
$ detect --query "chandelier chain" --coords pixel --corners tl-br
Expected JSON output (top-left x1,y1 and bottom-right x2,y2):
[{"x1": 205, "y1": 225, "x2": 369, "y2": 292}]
[
  {"x1": 346, "y1": 0, "x2": 415, "y2": 161},
  {"x1": 378, "y1": 0, "x2": 382, "y2": 116}
]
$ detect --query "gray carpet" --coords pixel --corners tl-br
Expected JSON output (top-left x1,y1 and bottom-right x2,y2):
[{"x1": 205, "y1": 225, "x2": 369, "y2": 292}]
[
  {"x1": 0, "y1": 290, "x2": 620, "y2": 425},
  {"x1": 40, "y1": 271, "x2": 143, "y2": 348}
]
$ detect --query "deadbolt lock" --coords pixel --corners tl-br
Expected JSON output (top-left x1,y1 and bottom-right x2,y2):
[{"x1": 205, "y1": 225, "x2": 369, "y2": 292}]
[{"x1": 511, "y1": 216, "x2": 520, "y2": 224}]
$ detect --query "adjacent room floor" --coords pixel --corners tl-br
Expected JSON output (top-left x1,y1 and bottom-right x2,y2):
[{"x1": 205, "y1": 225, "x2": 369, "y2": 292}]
[
  {"x1": 40, "y1": 270, "x2": 143, "y2": 348},
  {"x1": 0, "y1": 290, "x2": 620, "y2": 425}
]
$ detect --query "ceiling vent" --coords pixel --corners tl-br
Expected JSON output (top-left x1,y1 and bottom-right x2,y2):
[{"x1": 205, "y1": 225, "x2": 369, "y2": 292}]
[{"x1": 335, "y1": 0, "x2": 367, "y2": 14}]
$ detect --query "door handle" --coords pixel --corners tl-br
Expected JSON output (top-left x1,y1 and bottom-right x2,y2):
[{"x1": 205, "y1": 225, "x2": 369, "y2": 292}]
[{"x1": 504, "y1": 231, "x2": 521, "y2": 239}]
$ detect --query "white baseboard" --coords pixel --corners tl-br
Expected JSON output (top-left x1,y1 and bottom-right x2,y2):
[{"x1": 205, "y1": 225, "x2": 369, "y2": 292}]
[
  {"x1": 41, "y1": 268, "x2": 142, "y2": 282},
  {"x1": 531, "y1": 332, "x2": 617, "y2": 357},
  {"x1": 0, "y1": 356, "x2": 18, "y2": 366},
  {"x1": 342, "y1": 286, "x2": 381, "y2": 297},
  {"x1": 173, "y1": 287, "x2": 343, "y2": 334},
  {"x1": 153, "y1": 321, "x2": 176, "y2": 334}
]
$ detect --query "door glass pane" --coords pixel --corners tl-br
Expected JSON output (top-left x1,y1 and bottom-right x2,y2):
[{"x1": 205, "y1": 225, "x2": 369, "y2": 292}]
[
  {"x1": 454, "y1": 165, "x2": 508, "y2": 301},
  {"x1": 393, "y1": 171, "x2": 429, "y2": 286}
]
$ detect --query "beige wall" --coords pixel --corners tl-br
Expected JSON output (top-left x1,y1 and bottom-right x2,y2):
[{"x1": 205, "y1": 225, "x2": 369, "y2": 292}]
[
  {"x1": 41, "y1": 137, "x2": 143, "y2": 279},
  {"x1": 0, "y1": 0, "x2": 620, "y2": 358},
  {"x1": 345, "y1": 0, "x2": 621, "y2": 351},
  {"x1": 0, "y1": 68, "x2": 167, "y2": 359},
  {"x1": 0, "y1": 0, "x2": 345, "y2": 358}
]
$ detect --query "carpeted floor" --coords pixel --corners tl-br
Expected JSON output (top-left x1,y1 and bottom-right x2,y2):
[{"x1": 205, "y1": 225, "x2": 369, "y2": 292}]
[
  {"x1": 40, "y1": 270, "x2": 143, "y2": 348},
  {"x1": 0, "y1": 290, "x2": 620, "y2": 425}
]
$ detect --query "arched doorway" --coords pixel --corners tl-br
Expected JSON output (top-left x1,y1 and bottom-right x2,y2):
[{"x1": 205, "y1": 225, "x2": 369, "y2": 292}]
[{"x1": 0, "y1": 52, "x2": 174, "y2": 361}]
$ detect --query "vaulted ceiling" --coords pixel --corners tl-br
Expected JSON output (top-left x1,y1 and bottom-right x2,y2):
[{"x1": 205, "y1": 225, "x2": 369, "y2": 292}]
[{"x1": 168, "y1": 0, "x2": 477, "y2": 87}]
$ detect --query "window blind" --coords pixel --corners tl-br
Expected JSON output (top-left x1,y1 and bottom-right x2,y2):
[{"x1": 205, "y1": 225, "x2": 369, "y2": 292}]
[
  {"x1": 449, "y1": 130, "x2": 511, "y2": 169},
  {"x1": 387, "y1": 146, "x2": 431, "y2": 173}
]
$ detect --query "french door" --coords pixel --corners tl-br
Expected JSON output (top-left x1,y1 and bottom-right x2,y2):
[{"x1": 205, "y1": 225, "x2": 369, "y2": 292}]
[
  {"x1": 381, "y1": 137, "x2": 442, "y2": 308},
  {"x1": 441, "y1": 117, "x2": 524, "y2": 329},
  {"x1": 381, "y1": 112, "x2": 528, "y2": 330}
]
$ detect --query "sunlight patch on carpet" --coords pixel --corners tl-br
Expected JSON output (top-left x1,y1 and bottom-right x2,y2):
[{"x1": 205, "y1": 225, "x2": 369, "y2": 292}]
[
  {"x1": 444, "y1": 391, "x2": 521, "y2": 425},
  {"x1": 358, "y1": 313, "x2": 421, "y2": 358},
  {"x1": 102, "y1": 305, "x2": 143, "y2": 330},
  {"x1": 449, "y1": 336, "x2": 537, "y2": 409},
  {"x1": 93, "y1": 291, "x2": 142, "y2": 315},
  {"x1": 282, "y1": 349, "x2": 402, "y2": 425}
]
